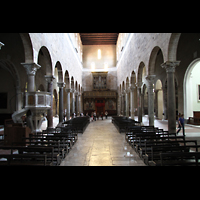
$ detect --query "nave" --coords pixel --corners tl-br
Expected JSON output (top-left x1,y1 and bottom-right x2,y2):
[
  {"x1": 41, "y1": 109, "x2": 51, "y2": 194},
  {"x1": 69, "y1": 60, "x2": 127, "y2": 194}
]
[{"x1": 60, "y1": 117, "x2": 145, "y2": 166}]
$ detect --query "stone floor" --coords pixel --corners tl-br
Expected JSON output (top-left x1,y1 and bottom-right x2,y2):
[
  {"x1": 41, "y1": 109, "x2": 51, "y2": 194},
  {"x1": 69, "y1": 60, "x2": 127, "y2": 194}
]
[
  {"x1": 60, "y1": 117, "x2": 145, "y2": 166},
  {"x1": 40, "y1": 115, "x2": 200, "y2": 166}
]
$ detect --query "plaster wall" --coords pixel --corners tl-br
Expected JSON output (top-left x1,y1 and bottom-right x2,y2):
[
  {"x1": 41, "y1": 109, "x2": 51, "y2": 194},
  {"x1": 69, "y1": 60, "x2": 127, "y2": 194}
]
[
  {"x1": 29, "y1": 33, "x2": 83, "y2": 87},
  {"x1": 83, "y1": 45, "x2": 116, "y2": 69}
]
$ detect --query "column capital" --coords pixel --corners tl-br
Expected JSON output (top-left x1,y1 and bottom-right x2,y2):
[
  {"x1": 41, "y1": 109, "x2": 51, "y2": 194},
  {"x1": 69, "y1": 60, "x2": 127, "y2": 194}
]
[
  {"x1": 75, "y1": 91, "x2": 79, "y2": 96},
  {"x1": 65, "y1": 88, "x2": 71, "y2": 93},
  {"x1": 161, "y1": 61, "x2": 181, "y2": 73},
  {"x1": 0, "y1": 42, "x2": 5, "y2": 50},
  {"x1": 45, "y1": 75, "x2": 55, "y2": 83},
  {"x1": 57, "y1": 82, "x2": 65, "y2": 88},
  {"x1": 130, "y1": 84, "x2": 136, "y2": 91},
  {"x1": 124, "y1": 88, "x2": 130, "y2": 94},
  {"x1": 136, "y1": 81, "x2": 143, "y2": 88},
  {"x1": 71, "y1": 88, "x2": 75, "y2": 93},
  {"x1": 145, "y1": 75, "x2": 156, "y2": 85},
  {"x1": 21, "y1": 62, "x2": 41, "y2": 76}
]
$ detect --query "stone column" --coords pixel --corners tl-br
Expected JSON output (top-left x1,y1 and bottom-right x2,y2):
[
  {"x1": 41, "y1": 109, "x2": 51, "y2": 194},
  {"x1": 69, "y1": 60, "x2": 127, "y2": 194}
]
[
  {"x1": 57, "y1": 82, "x2": 65, "y2": 123},
  {"x1": 130, "y1": 84, "x2": 135, "y2": 119},
  {"x1": 163, "y1": 85, "x2": 168, "y2": 120},
  {"x1": 65, "y1": 89, "x2": 71, "y2": 120},
  {"x1": 136, "y1": 82, "x2": 143, "y2": 123},
  {"x1": 118, "y1": 94, "x2": 122, "y2": 116},
  {"x1": 45, "y1": 75, "x2": 55, "y2": 128},
  {"x1": 16, "y1": 86, "x2": 22, "y2": 111},
  {"x1": 78, "y1": 92, "x2": 82, "y2": 114},
  {"x1": 125, "y1": 89, "x2": 130, "y2": 118},
  {"x1": 75, "y1": 91, "x2": 79, "y2": 116},
  {"x1": 161, "y1": 61, "x2": 180, "y2": 133},
  {"x1": 121, "y1": 92, "x2": 125, "y2": 116},
  {"x1": 21, "y1": 63, "x2": 41, "y2": 92},
  {"x1": 154, "y1": 90, "x2": 159, "y2": 118},
  {"x1": 146, "y1": 75, "x2": 156, "y2": 126},
  {"x1": 71, "y1": 89, "x2": 75, "y2": 116}
]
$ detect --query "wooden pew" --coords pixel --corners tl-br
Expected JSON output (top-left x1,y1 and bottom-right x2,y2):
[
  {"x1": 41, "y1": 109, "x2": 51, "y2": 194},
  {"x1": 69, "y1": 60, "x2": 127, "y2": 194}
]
[
  {"x1": 160, "y1": 152, "x2": 200, "y2": 166},
  {"x1": 12, "y1": 140, "x2": 65, "y2": 162},
  {"x1": 0, "y1": 146, "x2": 56, "y2": 166},
  {"x1": 144, "y1": 145, "x2": 200, "y2": 166},
  {"x1": 23, "y1": 137, "x2": 70, "y2": 159},
  {"x1": 112, "y1": 116, "x2": 141, "y2": 133}
]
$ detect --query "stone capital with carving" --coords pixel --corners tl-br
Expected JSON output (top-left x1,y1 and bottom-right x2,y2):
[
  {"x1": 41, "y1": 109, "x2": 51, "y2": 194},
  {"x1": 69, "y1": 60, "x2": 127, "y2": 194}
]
[
  {"x1": 145, "y1": 75, "x2": 156, "y2": 84},
  {"x1": 21, "y1": 62, "x2": 41, "y2": 76},
  {"x1": 44, "y1": 75, "x2": 56, "y2": 83},
  {"x1": 124, "y1": 88, "x2": 130, "y2": 94},
  {"x1": 136, "y1": 81, "x2": 143, "y2": 89},
  {"x1": 161, "y1": 61, "x2": 181, "y2": 73},
  {"x1": 129, "y1": 83, "x2": 136, "y2": 92},
  {"x1": 57, "y1": 82, "x2": 65, "y2": 88},
  {"x1": 65, "y1": 88, "x2": 71, "y2": 93}
]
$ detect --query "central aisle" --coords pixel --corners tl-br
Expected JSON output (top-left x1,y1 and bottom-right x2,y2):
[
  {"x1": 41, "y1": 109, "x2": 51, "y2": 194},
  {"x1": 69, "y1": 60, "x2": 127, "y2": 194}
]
[{"x1": 60, "y1": 117, "x2": 145, "y2": 166}]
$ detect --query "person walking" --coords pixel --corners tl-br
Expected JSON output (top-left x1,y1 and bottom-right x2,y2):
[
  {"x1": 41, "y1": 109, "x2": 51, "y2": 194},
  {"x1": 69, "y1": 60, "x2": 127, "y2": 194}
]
[
  {"x1": 177, "y1": 114, "x2": 185, "y2": 136},
  {"x1": 105, "y1": 111, "x2": 108, "y2": 119},
  {"x1": 101, "y1": 112, "x2": 103, "y2": 120},
  {"x1": 93, "y1": 111, "x2": 96, "y2": 121}
]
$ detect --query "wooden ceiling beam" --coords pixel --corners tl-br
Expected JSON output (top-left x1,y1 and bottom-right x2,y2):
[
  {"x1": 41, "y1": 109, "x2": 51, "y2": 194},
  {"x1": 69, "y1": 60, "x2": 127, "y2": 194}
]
[{"x1": 80, "y1": 33, "x2": 119, "y2": 45}]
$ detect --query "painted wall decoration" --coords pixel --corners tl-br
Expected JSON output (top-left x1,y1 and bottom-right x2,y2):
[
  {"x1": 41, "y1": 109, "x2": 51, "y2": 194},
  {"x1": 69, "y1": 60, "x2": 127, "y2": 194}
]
[
  {"x1": 105, "y1": 99, "x2": 116, "y2": 110},
  {"x1": 84, "y1": 99, "x2": 95, "y2": 110}
]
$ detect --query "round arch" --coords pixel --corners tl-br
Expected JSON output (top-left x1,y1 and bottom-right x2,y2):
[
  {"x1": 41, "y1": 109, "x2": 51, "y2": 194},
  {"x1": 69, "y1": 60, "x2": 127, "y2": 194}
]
[
  {"x1": 184, "y1": 58, "x2": 200, "y2": 119},
  {"x1": 168, "y1": 33, "x2": 181, "y2": 61},
  {"x1": 125, "y1": 77, "x2": 129, "y2": 90},
  {"x1": 37, "y1": 46, "x2": 52, "y2": 75},
  {"x1": 122, "y1": 81, "x2": 125, "y2": 92},
  {"x1": 71, "y1": 76, "x2": 74, "y2": 90},
  {"x1": 55, "y1": 61, "x2": 63, "y2": 82},
  {"x1": 75, "y1": 81, "x2": 78, "y2": 91},
  {"x1": 64, "y1": 70, "x2": 70, "y2": 89},
  {"x1": 19, "y1": 33, "x2": 34, "y2": 63},
  {"x1": 148, "y1": 46, "x2": 163, "y2": 75},
  {"x1": 137, "y1": 61, "x2": 145, "y2": 83},
  {"x1": 131, "y1": 71, "x2": 136, "y2": 85}
]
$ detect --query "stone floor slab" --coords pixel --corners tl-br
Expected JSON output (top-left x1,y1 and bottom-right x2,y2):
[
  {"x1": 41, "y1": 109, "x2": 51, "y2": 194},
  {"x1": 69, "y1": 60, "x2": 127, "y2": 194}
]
[{"x1": 60, "y1": 117, "x2": 146, "y2": 166}]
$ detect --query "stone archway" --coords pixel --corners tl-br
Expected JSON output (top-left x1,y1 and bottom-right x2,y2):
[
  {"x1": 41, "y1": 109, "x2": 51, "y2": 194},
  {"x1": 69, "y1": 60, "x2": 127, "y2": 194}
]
[{"x1": 184, "y1": 58, "x2": 200, "y2": 120}]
